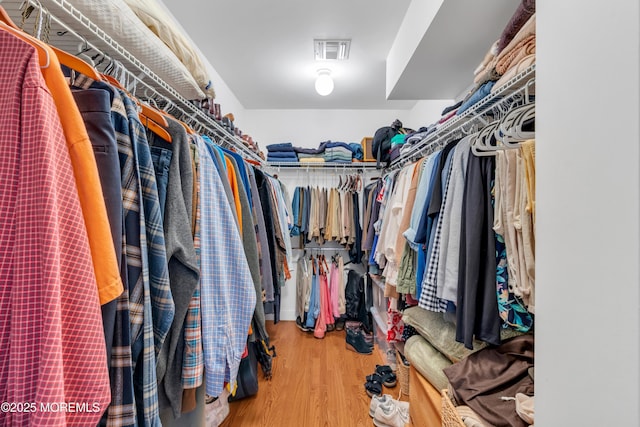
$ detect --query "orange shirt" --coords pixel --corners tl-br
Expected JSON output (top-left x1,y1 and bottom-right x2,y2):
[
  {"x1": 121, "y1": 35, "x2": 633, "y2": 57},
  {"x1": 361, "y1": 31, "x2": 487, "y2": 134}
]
[
  {"x1": 42, "y1": 48, "x2": 123, "y2": 305},
  {"x1": 224, "y1": 155, "x2": 243, "y2": 235}
]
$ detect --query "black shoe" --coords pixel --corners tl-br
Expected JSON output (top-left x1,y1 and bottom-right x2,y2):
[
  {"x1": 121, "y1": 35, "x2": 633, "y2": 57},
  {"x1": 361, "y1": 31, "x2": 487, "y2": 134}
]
[
  {"x1": 346, "y1": 328, "x2": 373, "y2": 354},
  {"x1": 335, "y1": 318, "x2": 345, "y2": 331},
  {"x1": 296, "y1": 317, "x2": 310, "y2": 332}
]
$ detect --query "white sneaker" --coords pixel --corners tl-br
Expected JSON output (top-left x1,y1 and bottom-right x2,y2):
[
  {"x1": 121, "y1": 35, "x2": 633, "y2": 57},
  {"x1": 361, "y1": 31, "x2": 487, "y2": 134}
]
[
  {"x1": 373, "y1": 402, "x2": 410, "y2": 427},
  {"x1": 369, "y1": 394, "x2": 392, "y2": 417}
]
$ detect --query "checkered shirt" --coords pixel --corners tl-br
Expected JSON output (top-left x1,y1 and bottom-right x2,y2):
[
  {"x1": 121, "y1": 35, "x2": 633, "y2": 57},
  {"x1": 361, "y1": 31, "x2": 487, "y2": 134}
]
[
  {"x1": 197, "y1": 138, "x2": 256, "y2": 397},
  {"x1": 182, "y1": 137, "x2": 204, "y2": 389},
  {"x1": 419, "y1": 151, "x2": 455, "y2": 313},
  {"x1": 0, "y1": 32, "x2": 110, "y2": 426}
]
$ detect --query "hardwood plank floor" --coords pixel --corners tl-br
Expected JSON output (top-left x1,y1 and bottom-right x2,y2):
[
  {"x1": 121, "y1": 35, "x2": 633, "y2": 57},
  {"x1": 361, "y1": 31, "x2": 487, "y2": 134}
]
[{"x1": 220, "y1": 321, "x2": 394, "y2": 427}]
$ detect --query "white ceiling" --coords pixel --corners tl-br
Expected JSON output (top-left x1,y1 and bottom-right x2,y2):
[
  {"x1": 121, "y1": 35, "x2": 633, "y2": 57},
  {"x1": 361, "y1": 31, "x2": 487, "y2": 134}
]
[{"x1": 161, "y1": 0, "x2": 520, "y2": 110}]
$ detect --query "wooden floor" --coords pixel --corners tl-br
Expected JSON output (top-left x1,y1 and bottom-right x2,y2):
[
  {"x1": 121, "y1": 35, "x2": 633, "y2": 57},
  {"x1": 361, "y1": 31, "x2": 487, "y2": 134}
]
[{"x1": 221, "y1": 321, "x2": 393, "y2": 427}]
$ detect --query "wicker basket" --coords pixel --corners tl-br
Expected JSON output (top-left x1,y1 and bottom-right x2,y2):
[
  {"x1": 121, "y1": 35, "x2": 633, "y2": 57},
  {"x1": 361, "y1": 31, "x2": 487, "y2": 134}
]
[
  {"x1": 395, "y1": 351, "x2": 410, "y2": 396},
  {"x1": 441, "y1": 389, "x2": 465, "y2": 427}
]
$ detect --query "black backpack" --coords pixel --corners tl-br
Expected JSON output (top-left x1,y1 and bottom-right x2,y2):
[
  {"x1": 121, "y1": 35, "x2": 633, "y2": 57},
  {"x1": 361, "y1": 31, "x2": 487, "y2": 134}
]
[{"x1": 372, "y1": 119, "x2": 404, "y2": 167}]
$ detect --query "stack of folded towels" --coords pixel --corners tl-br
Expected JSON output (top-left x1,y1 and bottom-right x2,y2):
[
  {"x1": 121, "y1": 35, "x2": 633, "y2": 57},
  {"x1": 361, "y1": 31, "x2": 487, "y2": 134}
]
[{"x1": 266, "y1": 142, "x2": 298, "y2": 163}]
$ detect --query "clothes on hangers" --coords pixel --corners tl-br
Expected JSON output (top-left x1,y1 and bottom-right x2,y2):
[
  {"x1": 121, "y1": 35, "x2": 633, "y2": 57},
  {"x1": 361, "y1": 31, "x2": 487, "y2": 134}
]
[
  {"x1": 0, "y1": 29, "x2": 111, "y2": 427},
  {"x1": 297, "y1": 253, "x2": 348, "y2": 338},
  {"x1": 292, "y1": 178, "x2": 363, "y2": 261},
  {"x1": 363, "y1": 122, "x2": 535, "y2": 350},
  {"x1": 0, "y1": 25, "x2": 294, "y2": 426}
]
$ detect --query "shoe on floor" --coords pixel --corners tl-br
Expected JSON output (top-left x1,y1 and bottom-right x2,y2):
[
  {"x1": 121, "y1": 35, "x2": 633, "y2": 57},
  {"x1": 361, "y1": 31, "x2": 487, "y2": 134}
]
[
  {"x1": 296, "y1": 317, "x2": 309, "y2": 332},
  {"x1": 346, "y1": 328, "x2": 373, "y2": 354},
  {"x1": 369, "y1": 394, "x2": 391, "y2": 417},
  {"x1": 369, "y1": 394, "x2": 409, "y2": 418},
  {"x1": 373, "y1": 402, "x2": 410, "y2": 427}
]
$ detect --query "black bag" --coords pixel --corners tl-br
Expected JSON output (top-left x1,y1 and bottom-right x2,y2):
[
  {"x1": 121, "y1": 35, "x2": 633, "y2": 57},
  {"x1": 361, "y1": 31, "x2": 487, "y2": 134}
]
[
  {"x1": 227, "y1": 339, "x2": 259, "y2": 402},
  {"x1": 227, "y1": 316, "x2": 276, "y2": 402},
  {"x1": 372, "y1": 119, "x2": 403, "y2": 167}
]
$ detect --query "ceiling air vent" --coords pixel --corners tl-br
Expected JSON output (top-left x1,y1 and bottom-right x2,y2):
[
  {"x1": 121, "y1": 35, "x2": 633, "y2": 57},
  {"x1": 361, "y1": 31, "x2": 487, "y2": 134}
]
[{"x1": 314, "y1": 39, "x2": 351, "y2": 60}]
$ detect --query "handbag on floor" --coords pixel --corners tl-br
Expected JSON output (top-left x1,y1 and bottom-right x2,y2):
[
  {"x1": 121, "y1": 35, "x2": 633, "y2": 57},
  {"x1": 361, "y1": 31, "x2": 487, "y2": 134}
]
[{"x1": 228, "y1": 339, "x2": 259, "y2": 402}]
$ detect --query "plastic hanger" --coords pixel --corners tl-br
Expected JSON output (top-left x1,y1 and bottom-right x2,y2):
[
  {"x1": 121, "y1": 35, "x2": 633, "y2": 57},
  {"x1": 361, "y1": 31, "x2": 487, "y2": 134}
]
[{"x1": 0, "y1": 7, "x2": 50, "y2": 68}]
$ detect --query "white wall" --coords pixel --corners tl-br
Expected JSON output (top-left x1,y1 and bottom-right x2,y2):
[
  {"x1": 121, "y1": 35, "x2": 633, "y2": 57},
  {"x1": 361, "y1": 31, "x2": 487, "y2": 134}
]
[
  {"x1": 407, "y1": 99, "x2": 454, "y2": 128},
  {"x1": 537, "y1": 1, "x2": 640, "y2": 425},
  {"x1": 243, "y1": 103, "x2": 450, "y2": 150},
  {"x1": 386, "y1": 0, "x2": 443, "y2": 99},
  {"x1": 204, "y1": 63, "x2": 247, "y2": 125},
  {"x1": 242, "y1": 109, "x2": 412, "y2": 149}
]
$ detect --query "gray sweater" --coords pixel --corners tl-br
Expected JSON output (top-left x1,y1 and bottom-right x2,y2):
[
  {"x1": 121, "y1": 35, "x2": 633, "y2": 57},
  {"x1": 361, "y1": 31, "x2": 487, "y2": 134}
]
[{"x1": 151, "y1": 118, "x2": 200, "y2": 419}]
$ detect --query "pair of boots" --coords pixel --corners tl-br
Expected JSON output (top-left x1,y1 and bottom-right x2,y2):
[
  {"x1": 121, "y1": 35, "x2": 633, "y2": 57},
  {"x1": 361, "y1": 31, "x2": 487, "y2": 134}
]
[{"x1": 345, "y1": 323, "x2": 373, "y2": 354}]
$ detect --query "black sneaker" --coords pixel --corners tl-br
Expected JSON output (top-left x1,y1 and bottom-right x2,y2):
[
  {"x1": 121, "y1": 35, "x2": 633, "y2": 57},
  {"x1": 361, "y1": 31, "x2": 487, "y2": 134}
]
[{"x1": 296, "y1": 317, "x2": 310, "y2": 332}]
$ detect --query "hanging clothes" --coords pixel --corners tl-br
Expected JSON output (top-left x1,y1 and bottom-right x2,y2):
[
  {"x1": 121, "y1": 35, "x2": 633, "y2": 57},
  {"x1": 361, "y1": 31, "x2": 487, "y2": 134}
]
[
  {"x1": 0, "y1": 30, "x2": 111, "y2": 427},
  {"x1": 456, "y1": 154, "x2": 501, "y2": 349},
  {"x1": 197, "y1": 137, "x2": 256, "y2": 398}
]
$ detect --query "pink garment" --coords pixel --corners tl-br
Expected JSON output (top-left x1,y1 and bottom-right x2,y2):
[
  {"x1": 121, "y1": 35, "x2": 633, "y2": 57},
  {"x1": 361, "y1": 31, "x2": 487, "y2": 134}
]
[
  {"x1": 0, "y1": 30, "x2": 110, "y2": 426},
  {"x1": 321, "y1": 270, "x2": 334, "y2": 328},
  {"x1": 314, "y1": 268, "x2": 333, "y2": 338}
]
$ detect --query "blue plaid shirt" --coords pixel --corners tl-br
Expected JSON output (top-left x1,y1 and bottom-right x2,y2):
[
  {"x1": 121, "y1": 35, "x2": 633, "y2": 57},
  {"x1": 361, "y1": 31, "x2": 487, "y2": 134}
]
[
  {"x1": 197, "y1": 137, "x2": 256, "y2": 397},
  {"x1": 121, "y1": 92, "x2": 174, "y2": 427},
  {"x1": 106, "y1": 85, "x2": 138, "y2": 427}
]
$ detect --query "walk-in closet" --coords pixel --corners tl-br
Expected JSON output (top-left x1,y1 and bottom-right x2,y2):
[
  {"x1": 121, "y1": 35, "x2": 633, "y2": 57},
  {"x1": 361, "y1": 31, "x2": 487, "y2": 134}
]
[{"x1": 0, "y1": 0, "x2": 637, "y2": 426}]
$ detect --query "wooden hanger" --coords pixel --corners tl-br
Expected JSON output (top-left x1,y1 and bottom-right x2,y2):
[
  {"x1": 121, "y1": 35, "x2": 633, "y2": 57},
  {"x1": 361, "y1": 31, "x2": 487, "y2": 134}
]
[
  {"x1": 140, "y1": 113, "x2": 172, "y2": 143},
  {"x1": 51, "y1": 45, "x2": 103, "y2": 82},
  {"x1": 0, "y1": 7, "x2": 49, "y2": 68},
  {"x1": 101, "y1": 73, "x2": 125, "y2": 90},
  {"x1": 139, "y1": 102, "x2": 168, "y2": 128},
  {"x1": 160, "y1": 110, "x2": 195, "y2": 135}
]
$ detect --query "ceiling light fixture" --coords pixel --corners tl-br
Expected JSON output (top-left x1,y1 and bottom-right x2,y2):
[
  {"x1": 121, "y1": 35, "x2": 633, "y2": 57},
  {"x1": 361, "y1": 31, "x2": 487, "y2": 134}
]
[{"x1": 315, "y1": 68, "x2": 334, "y2": 96}]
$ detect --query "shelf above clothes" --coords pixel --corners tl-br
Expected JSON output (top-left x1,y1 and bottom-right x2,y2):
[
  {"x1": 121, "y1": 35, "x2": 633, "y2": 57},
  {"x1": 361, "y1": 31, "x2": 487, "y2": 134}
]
[
  {"x1": 387, "y1": 64, "x2": 536, "y2": 172},
  {"x1": 1, "y1": 0, "x2": 263, "y2": 164}
]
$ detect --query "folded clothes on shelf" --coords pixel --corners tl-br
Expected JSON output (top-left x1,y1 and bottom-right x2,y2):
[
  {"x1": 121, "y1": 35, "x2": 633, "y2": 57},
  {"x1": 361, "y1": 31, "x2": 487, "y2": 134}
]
[
  {"x1": 349, "y1": 143, "x2": 364, "y2": 160},
  {"x1": 266, "y1": 151, "x2": 298, "y2": 159},
  {"x1": 266, "y1": 142, "x2": 295, "y2": 152},
  {"x1": 457, "y1": 81, "x2": 496, "y2": 115},
  {"x1": 299, "y1": 158, "x2": 325, "y2": 164}
]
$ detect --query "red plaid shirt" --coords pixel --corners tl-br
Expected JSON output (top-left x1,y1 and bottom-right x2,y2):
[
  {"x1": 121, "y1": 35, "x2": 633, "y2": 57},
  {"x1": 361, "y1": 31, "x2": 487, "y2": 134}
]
[{"x1": 0, "y1": 30, "x2": 110, "y2": 426}]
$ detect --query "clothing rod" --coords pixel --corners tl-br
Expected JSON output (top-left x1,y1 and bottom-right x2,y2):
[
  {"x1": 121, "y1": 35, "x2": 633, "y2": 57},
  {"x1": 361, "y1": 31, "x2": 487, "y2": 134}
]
[
  {"x1": 265, "y1": 162, "x2": 379, "y2": 169},
  {"x1": 299, "y1": 247, "x2": 351, "y2": 251},
  {"x1": 16, "y1": 0, "x2": 262, "y2": 163}
]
